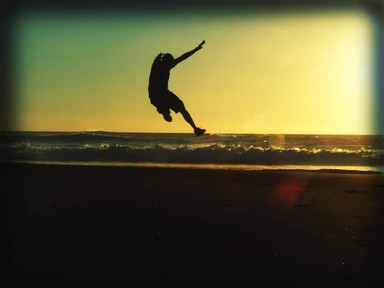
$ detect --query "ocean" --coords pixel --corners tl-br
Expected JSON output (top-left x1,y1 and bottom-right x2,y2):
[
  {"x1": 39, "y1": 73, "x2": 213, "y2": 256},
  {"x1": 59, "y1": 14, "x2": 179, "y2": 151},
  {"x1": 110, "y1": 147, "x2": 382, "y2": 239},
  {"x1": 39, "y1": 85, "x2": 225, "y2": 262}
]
[{"x1": 1, "y1": 131, "x2": 383, "y2": 173}]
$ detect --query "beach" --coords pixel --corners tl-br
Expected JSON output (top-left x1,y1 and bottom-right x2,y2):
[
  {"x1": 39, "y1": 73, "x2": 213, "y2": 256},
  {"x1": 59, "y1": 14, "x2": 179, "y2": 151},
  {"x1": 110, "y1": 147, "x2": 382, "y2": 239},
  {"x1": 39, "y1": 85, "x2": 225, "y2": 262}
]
[{"x1": 2, "y1": 162, "x2": 384, "y2": 287}]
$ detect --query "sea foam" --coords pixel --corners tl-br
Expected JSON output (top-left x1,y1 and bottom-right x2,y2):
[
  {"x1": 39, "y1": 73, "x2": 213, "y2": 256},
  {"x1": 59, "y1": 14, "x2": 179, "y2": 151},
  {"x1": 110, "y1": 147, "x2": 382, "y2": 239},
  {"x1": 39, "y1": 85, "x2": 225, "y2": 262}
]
[{"x1": 1, "y1": 132, "x2": 383, "y2": 171}]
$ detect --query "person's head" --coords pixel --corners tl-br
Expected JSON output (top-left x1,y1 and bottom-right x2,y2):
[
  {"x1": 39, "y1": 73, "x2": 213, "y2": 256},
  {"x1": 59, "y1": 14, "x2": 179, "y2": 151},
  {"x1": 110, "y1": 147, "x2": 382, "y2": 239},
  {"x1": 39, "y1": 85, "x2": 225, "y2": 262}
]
[{"x1": 162, "y1": 53, "x2": 174, "y2": 66}]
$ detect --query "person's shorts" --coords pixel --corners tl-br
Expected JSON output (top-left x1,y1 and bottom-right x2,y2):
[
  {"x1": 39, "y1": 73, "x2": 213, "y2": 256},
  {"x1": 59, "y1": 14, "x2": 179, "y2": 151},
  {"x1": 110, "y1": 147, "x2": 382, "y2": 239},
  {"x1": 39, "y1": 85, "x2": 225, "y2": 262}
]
[{"x1": 149, "y1": 90, "x2": 184, "y2": 115}]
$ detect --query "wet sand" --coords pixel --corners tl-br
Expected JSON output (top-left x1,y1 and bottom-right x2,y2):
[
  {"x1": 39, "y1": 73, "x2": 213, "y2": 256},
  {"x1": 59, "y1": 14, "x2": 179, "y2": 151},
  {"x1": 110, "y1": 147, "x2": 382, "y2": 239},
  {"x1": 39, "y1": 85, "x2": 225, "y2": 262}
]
[{"x1": 2, "y1": 162, "x2": 384, "y2": 287}]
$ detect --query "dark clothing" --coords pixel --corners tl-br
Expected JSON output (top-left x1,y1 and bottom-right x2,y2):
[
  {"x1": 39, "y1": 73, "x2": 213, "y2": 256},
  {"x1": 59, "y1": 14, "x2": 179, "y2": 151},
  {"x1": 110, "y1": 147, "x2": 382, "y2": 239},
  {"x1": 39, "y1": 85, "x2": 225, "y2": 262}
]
[
  {"x1": 148, "y1": 56, "x2": 174, "y2": 92},
  {"x1": 148, "y1": 47, "x2": 201, "y2": 116},
  {"x1": 148, "y1": 55, "x2": 183, "y2": 115},
  {"x1": 146, "y1": 42, "x2": 206, "y2": 136},
  {"x1": 149, "y1": 89, "x2": 184, "y2": 115}
]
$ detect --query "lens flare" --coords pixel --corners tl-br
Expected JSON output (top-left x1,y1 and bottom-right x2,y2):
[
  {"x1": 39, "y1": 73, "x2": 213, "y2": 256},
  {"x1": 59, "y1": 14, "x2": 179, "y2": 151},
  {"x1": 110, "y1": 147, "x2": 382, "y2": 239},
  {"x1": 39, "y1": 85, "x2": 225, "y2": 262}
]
[{"x1": 272, "y1": 175, "x2": 308, "y2": 207}]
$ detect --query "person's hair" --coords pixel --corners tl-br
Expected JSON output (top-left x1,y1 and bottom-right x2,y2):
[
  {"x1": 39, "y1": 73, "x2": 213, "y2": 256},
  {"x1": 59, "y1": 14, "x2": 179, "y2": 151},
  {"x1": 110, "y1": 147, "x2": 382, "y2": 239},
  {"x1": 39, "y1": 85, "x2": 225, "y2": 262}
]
[{"x1": 162, "y1": 53, "x2": 174, "y2": 63}]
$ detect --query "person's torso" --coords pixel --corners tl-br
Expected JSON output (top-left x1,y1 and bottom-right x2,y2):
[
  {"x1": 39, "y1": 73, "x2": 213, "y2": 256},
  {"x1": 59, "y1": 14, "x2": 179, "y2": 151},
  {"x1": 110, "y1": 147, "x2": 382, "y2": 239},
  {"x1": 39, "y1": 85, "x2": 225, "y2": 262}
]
[{"x1": 148, "y1": 63, "x2": 171, "y2": 93}]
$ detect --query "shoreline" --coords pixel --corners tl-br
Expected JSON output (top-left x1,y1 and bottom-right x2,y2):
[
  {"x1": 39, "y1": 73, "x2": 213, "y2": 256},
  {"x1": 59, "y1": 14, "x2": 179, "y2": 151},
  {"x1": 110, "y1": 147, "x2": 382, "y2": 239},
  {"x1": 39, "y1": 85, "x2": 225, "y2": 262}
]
[
  {"x1": 2, "y1": 160, "x2": 383, "y2": 175},
  {"x1": 2, "y1": 162, "x2": 384, "y2": 287}
]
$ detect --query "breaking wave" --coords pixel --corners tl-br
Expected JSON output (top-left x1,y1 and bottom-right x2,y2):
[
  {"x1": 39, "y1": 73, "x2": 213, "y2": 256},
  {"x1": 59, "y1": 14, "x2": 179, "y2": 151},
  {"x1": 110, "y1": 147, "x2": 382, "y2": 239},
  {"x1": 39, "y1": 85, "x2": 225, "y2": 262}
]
[{"x1": 2, "y1": 141, "x2": 383, "y2": 167}]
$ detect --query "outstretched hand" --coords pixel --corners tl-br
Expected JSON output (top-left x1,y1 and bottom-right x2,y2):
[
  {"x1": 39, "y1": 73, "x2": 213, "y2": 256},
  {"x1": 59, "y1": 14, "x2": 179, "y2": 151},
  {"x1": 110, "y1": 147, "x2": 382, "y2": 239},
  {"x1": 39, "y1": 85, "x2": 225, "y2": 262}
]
[{"x1": 196, "y1": 40, "x2": 205, "y2": 50}]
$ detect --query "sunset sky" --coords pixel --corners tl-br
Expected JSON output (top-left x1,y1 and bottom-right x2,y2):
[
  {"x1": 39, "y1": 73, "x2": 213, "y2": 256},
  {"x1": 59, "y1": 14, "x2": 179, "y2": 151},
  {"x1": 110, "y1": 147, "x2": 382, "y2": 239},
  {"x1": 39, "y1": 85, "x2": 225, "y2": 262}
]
[{"x1": 13, "y1": 6, "x2": 375, "y2": 134}]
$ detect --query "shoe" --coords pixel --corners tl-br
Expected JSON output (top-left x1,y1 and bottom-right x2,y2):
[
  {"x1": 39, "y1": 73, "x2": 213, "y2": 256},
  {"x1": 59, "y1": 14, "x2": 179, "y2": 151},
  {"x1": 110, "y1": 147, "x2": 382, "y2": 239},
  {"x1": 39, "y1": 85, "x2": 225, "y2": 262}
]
[
  {"x1": 194, "y1": 128, "x2": 206, "y2": 137},
  {"x1": 163, "y1": 114, "x2": 172, "y2": 122}
]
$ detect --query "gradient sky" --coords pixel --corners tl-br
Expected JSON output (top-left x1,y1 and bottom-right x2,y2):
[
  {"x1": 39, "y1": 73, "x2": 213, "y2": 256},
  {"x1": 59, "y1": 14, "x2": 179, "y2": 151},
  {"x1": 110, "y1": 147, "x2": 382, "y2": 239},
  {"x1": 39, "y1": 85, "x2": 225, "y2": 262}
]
[{"x1": 14, "y1": 7, "x2": 374, "y2": 134}]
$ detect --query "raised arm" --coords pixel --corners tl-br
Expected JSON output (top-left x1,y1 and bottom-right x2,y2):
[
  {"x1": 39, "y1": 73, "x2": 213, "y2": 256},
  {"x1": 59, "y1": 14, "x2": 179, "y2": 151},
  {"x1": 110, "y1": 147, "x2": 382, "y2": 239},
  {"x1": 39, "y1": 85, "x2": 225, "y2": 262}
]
[{"x1": 174, "y1": 40, "x2": 205, "y2": 66}]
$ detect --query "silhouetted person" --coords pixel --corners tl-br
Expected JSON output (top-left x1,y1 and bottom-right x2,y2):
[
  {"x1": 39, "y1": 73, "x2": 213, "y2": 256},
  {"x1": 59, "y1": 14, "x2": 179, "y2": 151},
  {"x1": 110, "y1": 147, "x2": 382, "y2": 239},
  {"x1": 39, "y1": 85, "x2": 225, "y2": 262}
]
[{"x1": 148, "y1": 41, "x2": 206, "y2": 136}]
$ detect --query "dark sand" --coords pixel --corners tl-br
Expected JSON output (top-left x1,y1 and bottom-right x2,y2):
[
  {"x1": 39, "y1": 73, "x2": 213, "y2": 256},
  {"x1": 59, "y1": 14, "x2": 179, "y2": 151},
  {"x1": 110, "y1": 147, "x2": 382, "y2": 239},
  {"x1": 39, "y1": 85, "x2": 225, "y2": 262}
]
[{"x1": 2, "y1": 162, "x2": 384, "y2": 287}]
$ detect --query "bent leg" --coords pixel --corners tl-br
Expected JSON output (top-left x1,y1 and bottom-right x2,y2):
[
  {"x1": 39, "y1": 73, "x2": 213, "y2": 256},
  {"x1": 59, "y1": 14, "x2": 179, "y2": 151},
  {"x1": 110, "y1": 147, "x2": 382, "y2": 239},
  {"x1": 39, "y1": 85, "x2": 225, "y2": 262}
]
[{"x1": 155, "y1": 105, "x2": 172, "y2": 122}]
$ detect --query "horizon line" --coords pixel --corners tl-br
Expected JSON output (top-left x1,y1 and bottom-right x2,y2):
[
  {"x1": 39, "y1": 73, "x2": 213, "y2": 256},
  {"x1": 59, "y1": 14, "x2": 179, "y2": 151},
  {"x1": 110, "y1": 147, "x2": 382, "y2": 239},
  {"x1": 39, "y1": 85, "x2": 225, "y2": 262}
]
[{"x1": 1, "y1": 130, "x2": 383, "y2": 136}]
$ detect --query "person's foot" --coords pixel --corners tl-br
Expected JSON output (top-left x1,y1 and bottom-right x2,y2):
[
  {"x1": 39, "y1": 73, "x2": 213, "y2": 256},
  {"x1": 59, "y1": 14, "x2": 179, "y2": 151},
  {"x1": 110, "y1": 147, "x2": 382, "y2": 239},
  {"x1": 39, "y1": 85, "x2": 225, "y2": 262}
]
[
  {"x1": 163, "y1": 114, "x2": 172, "y2": 122},
  {"x1": 194, "y1": 128, "x2": 206, "y2": 137}
]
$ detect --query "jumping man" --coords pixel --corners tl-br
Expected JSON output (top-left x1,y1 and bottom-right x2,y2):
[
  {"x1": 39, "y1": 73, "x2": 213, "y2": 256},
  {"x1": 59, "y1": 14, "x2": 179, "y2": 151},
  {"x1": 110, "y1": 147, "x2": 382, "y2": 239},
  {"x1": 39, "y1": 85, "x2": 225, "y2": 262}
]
[{"x1": 148, "y1": 40, "x2": 206, "y2": 136}]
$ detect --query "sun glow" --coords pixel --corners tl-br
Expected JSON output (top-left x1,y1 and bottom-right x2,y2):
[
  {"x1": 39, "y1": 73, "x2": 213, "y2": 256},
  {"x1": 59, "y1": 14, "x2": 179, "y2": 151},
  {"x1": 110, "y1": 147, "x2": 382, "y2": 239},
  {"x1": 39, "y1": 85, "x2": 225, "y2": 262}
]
[{"x1": 14, "y1": 8, "x2": 374, "y2": 134}]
